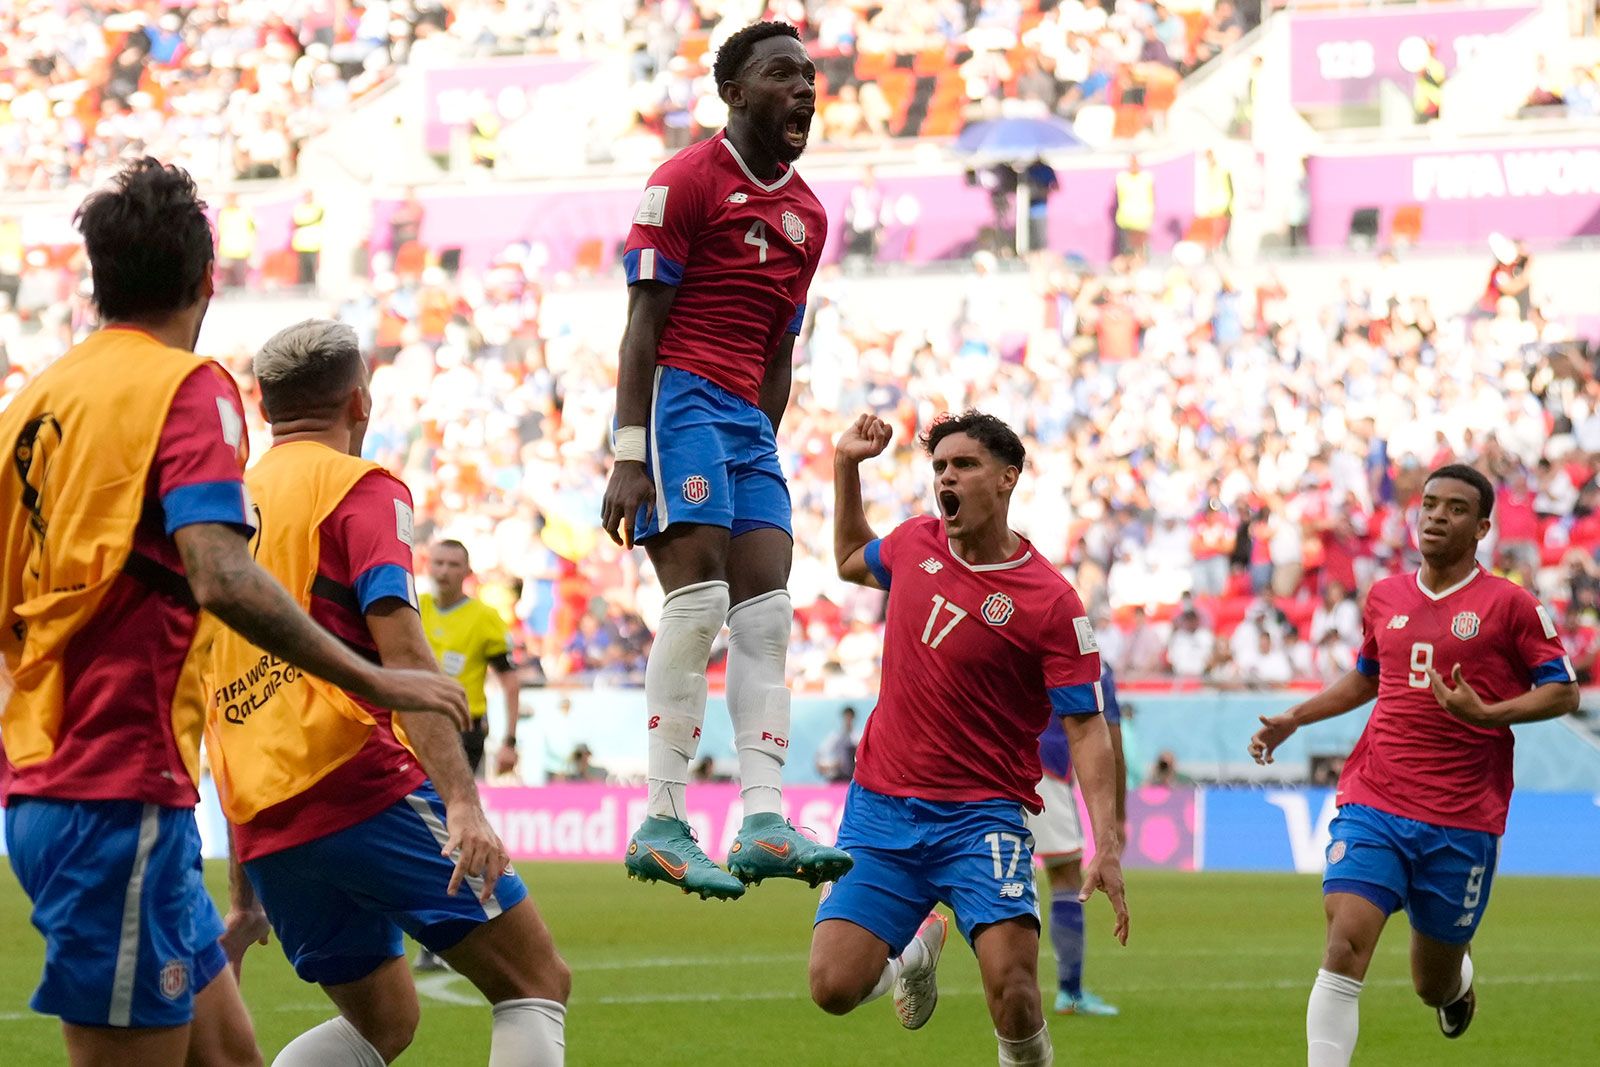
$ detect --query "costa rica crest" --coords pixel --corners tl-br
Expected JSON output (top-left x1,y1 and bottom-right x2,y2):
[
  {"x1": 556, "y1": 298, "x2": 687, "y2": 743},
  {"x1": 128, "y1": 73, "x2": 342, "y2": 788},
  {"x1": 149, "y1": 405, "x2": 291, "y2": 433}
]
[
  {"x1": 159, "y1": 959, "x2": 189, "y2": 1000},
  {"x1": 1451, "y1": 611, "x2": 1480, "y2": 640},
  {"x1": 682, "y1": 475, "x2": 710, "y2": 505},
  {"x1": 982, "y1": 592, "x2": 1015, "y2": 626},
  {"x1": 782, "y1": 210, "x2": 806, "y2": 244}
]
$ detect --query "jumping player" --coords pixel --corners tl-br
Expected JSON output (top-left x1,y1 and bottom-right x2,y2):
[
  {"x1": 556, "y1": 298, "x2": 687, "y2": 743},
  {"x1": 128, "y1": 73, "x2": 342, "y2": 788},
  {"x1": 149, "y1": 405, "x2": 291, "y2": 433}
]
[
  {"x1": 0, "y1": 159, "x2": 464, "y2": 1067},
  {"x1": 810, "y1": 412, "x2": 1129, "y2": 1067},
  {"x1": 210, "y1": 320, "x2": 569, "y2": 1065},
  {"x1": 1031, "y1": 662, "x2": 1127, "y2": 1017},
  {"x1": 1249, "y1": 463, "x2": 1578, "y2": 1066},
  {"x1": 600, "y1": 20, "x2": 850, "y2": 899}
]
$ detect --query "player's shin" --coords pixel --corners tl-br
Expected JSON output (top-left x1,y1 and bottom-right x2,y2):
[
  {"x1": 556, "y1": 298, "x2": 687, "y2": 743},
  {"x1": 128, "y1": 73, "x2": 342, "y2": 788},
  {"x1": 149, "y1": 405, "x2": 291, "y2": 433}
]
[
  {"x1": 997, "y1": 1023, "x2": 1054, "y2": 1066},
  {"x1": 272, "y1": 1017, "x2": 386, "y2": 1067},
  {"x1": 1307, "y1": 969, "x2": 1363, "y2": 1067},
  {"x1": 489, "y1": 998, "x2": 566, "y2": 1066},
  {"x1": 1049, "y1": 891, "x2": 1085, "y2": 997},
  {"x1": 726, "y1": 589, "x2": 793, "y2": 815},
  {"x1": 645, "y1": 580, "x2": 729, "y2": 819}
]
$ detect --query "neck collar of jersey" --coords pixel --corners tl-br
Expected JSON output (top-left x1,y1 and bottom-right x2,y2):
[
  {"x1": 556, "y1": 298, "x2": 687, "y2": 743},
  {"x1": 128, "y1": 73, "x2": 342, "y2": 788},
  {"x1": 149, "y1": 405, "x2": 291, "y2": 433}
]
[
  {"x1": 1415, "y1": 565, "x2": 1480, "y2": 602},
  {"x1": 719, "y1": 132, "x2": 795, "y2": 194},
  {"x1": 947, "y1": 536, "x2": 1032, "y2": 573}
]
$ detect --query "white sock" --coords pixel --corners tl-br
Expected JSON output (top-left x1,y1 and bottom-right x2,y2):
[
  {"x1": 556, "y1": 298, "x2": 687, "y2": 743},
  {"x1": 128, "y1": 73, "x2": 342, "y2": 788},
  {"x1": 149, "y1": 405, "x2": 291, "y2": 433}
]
[
  {"x1": 1307, "y1": 968, "x2": 1363, "y2": 1067},
  {"x1": 860, "y1": 935, "x2": 929, "y2": 1005},
  {"x1": 1446, "y1": 952, "x2": 1474, "y2": 1005},
  {"x1": 272, "y1": 1016, "x2": 386, "y2": 1067},
  {"x1": 725, "y1": 590, "x2": 792, "y2": 816},
  {"x1": 644, "y1": 581, "x2": 728, "y2": 819},
  {"x1": 997, "y1": 1023, "x2": 1054, "y2": 1066},
  {"x1": 489, "y1": 997, "x2": 566, "y2": 1066}
]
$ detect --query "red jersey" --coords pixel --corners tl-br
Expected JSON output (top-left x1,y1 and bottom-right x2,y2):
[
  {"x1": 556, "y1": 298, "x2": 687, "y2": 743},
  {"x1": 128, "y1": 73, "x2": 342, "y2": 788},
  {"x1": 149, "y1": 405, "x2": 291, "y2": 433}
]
[
  {"x1": 5, "y1": 362, "x2": 251, "y2": 807},
  {"x1": 623, "y1": 131, "x2": 826, "y2": 406},
  {"x1": 233, "y1": 469, "x2": 427, "y2": 861},
  {"x1": 1344, "y1": 568, "x2": 1574, "y2": 834},
  {"x1": 854, "y1": 516, "x2": 1103, "y2": 811}
]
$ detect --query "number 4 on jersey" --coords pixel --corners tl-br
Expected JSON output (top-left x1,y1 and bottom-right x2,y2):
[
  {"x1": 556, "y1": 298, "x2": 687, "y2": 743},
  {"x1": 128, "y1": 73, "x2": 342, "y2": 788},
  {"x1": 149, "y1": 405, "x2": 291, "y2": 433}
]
[{"x1": 744, "y1": 221, "x2": 769, "y2": 264}]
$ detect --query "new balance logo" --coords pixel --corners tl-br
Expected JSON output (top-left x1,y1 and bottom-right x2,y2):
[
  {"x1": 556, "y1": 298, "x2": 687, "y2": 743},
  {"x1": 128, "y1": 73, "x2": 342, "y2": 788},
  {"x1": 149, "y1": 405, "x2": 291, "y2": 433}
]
[
  {"x1": 1454, "y1": 912, "x2": 1475, "y2": 928},
  {"x1": 999, "y1": 882, "x2": 1027, "y2": 899},
  {"x1": 920, "y1": 558, "x2": 943, "y2": 573},
  {"x1": 726, "y1": 192, "x2": 749, "y2": 204},
  {"x1": 1387, "y1": 615, "x2": 1409, "y2": 630}
]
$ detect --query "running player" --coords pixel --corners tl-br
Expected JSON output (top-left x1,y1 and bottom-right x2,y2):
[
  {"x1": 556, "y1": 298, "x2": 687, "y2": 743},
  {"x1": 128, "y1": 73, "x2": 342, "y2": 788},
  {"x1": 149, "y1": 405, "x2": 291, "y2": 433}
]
[
  {"x1": 601, "y1": 20, "x2": 849, "y2": 899},
  {"x1": 1031, "y1": 662, "x2": 1127, "y2": 1017},
  {"x1": 210, "y1": 319, "x2": 569, "y2": 1065},
  {"x1": 810, "y1": 412, "x2": 1130, "y2": 1067},
  {"x1": 1249, "y1": 463, "x2": 1578, "y2": 1066},
  {"x1": 0, "y1": 159, "x2": 464, "y2": 1067}
]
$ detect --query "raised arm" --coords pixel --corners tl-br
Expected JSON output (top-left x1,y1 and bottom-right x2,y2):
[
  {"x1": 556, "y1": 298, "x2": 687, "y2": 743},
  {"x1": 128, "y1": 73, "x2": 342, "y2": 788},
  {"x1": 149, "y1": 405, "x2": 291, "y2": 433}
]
[
  {"x1": 833, "y1": 414, "x2": 894, "y2": 587},
  {"x1": 175, "y1": 522, "x2": 467, "y2": 721},
  {"x1": 600, "y1": 282, "x2": 679, "y2": 548}
]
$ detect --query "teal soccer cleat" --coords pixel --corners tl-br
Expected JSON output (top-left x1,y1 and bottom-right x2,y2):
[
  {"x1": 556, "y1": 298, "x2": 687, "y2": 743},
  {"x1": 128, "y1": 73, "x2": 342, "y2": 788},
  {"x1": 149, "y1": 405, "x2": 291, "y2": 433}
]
[
  {"x1": 1054, "y1": 989, "x2": 1120, "y2": 1016},
  {"x1": 725, "y1": 812, "x2": 854, "y2": 887},
  {"x1": 624, "y1": 816, "x2": 745, "y2": 901}
]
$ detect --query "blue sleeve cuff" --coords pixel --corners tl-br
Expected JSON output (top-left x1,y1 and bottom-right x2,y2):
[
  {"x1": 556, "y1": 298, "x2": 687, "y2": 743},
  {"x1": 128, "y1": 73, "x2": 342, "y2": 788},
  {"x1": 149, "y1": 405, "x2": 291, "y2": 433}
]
[
  {"x1": 162, "y1": 480, "x2": 252, "y2": 536},
  {"x1": 1531, "y1": 656, "x2": 1576, "y2": 686},
  {"x1": 1356, "y1": 656, "x2": 1380, "y2": 677},
  {"x1": 1100, "y1": 676, "x2": 1121, "y2": 726},
  {"x1": 354, "y1": 563, "x2": 418, "y2": 612},
  {"x1": 786, "y1": 302, "x2": 806, "y2": 335},
  {"x1": 1050, "y1": 681, "x2": 1104, "y2": 717},
  {"x1": 624, "y1": 248, "x2": 684, "y2": 286},
  {"x1": 863, "y1": 538, "x2": 891, "y2": 588}
]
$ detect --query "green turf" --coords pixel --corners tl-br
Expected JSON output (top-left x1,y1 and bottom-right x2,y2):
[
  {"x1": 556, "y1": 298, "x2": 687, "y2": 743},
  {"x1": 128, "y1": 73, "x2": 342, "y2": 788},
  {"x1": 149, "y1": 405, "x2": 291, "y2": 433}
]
[{"x1": 2, "y1": 864, "x2": 1596, "y2": 1064}]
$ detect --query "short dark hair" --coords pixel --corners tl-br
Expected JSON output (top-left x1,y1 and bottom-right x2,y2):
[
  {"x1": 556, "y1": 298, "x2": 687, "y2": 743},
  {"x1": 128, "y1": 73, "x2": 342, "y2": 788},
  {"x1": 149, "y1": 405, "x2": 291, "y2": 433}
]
[
  {"x1": 920, "y1": 411, "x2": 1026, "y2": 470},
  {"x1": 713, "y1": 21, "x2": 802, "y2": 91},
  {"x1": 74, "y1": 157, "x2": 213, "y2": 323},
  {"x1": 435, "y1": 539, "x2": 470, "y2": 566},
  {"x1": 1425, "y1": 463, "x2": 1495, "y2": 520}
]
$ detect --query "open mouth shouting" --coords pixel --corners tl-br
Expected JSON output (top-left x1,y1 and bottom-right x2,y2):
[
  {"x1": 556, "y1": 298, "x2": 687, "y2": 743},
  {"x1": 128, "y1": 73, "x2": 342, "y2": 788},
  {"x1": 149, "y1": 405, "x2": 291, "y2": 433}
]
[
  {"x1": 783, "y1": 107, "x2": 813, "y2": 150},
  {"x1": 939, "y1": 490, "x2": 961, "y2": 522}
]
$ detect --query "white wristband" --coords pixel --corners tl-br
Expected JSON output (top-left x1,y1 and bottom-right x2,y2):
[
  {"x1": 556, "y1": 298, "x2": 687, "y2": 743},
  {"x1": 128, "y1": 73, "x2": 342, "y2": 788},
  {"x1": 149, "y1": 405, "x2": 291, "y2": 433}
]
[{"x1": 614, "y1": 425, "x2": 647, "y2": 464}]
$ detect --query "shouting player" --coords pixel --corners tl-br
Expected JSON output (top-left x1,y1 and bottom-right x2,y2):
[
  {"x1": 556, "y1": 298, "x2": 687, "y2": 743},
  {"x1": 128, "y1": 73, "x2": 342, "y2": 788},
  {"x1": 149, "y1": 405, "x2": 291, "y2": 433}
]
[
  {"x1": 1249, "y1": 464, "x2": 1578, "y2": 1066},
  {"x1": 1031, "y1": 662, "x2": 1127, "y2": 1017},
  {"x1": 601, "y1": 20, "x2": 850, "y2": 899},
  {"x1": 810, "y1": 412, "x2": 1129, "y2": 1067},
  {"x1": 209, "y1": 319, "x2": 570, "y2": 1065},
  {"x1": 0, "y1": 160, "x2": 464, "y2": 1067}
]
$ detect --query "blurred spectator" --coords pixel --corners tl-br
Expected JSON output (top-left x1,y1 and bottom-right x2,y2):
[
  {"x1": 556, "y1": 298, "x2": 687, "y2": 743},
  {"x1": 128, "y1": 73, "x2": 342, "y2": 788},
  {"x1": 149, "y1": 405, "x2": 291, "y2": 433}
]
[
  {"x1": 291, "y1": 189, "x2": 324, "y2": 287},
  {"x1": 844, "y1": 169, "x2": 883, "y2": 267},
  {"x1": 1310, "y1": 582, "x2": 1361, "y2": 649},
  {"x1": 215, "y1": 194, "x2": 256, "y2": 290},
  {"x1": 1167, "y1": 609, "x2": 1216, "y2": 679},
  {"x1": 1480, "y1": 234, "x2": 1532, "y2": 320},
  {"x1": 1414, "y1": 38, "x2": 1447, "y2": 124},
  {"x1": 1236, "y1": 627, "x2": 1294, "y2": 687},
  {"x1": 816, "y1": 705, "x2": 859, "y2": 783},
  {"x1": 1194, "y1": 149, "x2": 1233, "y2": 251},
  {"x1": 1115, "y1": 156, "x2": 1153, "y2": 258},
  {"x1": 560, "y1": 743, "x2": 607, "y2": 783},
  {"x1": 390, "y1": 188, "x2": 426, "y2": 252},
  {"x1": 1150, "y1": 750, "x2": 1192, "y2": 787}
]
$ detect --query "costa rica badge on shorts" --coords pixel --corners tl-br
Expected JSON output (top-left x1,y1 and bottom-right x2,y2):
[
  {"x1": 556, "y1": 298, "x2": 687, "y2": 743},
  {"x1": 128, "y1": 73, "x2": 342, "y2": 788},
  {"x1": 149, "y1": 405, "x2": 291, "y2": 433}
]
[
  {"x1": 1451, "y1": 611, "x2": 1481, "y2": 640},
  {"x1": 982, "y1": 592, "x2": 1015, "y2": 626},
  {"x1": 682, "y1": 474, "x2": 710, "y2": 505},
  {"x1": 1327, "y1": 840, "x2": 1347, "y2": 865},
  {"x1": 159, "y1": 959, "x2": 189, "y2": 1001}
]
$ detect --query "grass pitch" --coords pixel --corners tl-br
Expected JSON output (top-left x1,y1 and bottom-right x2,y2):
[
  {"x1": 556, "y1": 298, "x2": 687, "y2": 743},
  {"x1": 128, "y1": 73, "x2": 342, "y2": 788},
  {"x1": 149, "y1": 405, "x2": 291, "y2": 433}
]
[{"x1": 1, "y1": 865, "x2": 1595, "y2": 1065}]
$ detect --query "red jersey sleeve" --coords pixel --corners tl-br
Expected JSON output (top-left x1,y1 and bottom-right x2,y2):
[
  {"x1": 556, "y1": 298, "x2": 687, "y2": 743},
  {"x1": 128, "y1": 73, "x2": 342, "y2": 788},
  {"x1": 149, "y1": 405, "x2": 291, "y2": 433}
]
[
  {"x1": 622, "y1": 158, "x2": 707, "y2": 288},
  {"x1": 1042, "y1": 587, "x2": 1103, "y2": 715},
  {"x1": 1356, "y1": 591, "x2": 1380, "y2": 676},
  {"x1": 322, "y1": 471, "x2": 419, "y2": 612},
  {"x1": 155, "y1": 364, "x2": 252, "y2": 536},
  {"x1": 1507, "y1": 588, "x2": 1576, "y2": 686}
]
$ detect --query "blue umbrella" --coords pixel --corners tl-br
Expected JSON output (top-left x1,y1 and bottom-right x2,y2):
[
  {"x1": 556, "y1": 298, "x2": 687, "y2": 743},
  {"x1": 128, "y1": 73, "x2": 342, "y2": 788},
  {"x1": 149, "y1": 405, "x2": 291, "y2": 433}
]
[{"x1": 954, "y1": 116, "x2": 1087, "y2": 160}]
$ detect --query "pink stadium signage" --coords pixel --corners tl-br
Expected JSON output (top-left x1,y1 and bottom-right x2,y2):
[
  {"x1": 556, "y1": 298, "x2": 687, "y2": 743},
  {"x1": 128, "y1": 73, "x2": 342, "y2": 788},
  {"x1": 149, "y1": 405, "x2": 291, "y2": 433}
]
[
  {"x1": 474, "y1": 783, "x2": 1196, "y2": 870},
  {"x1": 1287, "y1": 4, "x2": 1539, "y2": 109},
  {"x1": 421, "y1": 56, "x2": 596, "y2": 154}
]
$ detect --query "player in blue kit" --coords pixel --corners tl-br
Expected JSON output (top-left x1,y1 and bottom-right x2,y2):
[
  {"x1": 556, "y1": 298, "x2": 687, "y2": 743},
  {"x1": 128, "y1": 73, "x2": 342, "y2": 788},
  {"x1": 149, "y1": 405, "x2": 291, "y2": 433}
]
[
  {"x1": 601, "y1": 20, "x2": 850, "y2": 900},
  {"x1": 1031, "y1": 663, "x2": 1128, "y2": 1017},
  {"x1": 808, "y1": 412, "x2": 1129, "y2": 1067}
]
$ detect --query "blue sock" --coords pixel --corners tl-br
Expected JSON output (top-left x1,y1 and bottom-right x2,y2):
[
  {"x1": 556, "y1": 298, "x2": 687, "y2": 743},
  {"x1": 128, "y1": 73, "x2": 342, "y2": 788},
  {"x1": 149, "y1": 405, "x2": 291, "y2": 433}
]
[{"x1": 1050, "y1": 890, "x2": 1085, "y2": 997}]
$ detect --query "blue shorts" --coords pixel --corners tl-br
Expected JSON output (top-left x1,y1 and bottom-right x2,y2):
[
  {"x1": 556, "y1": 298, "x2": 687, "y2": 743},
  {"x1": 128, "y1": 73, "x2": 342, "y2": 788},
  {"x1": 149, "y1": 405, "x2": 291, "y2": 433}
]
[
  {"x1": 1323, "y1": 803, "x2": 1501, "y2": 944},
  {"x1": 244, "y1": 780, "x2": 529, "y2": 986},
  {"x1": 5, "y1": 797, "x2": 227, "y2": 1028},
  {"x1": 635, "y1": 365, "x2": 791, "y2": 541},
  {"x1": 815, "y1": 783, "x2": 1039, "y2": 954}
]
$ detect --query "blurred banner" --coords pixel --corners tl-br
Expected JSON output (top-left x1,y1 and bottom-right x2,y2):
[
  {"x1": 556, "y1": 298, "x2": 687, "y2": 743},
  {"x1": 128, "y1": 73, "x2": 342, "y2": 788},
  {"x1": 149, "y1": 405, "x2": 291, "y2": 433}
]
[
  {"x1": 1287, "y1": 4, "x2": 1538, "y2": 109},
  {"x1": 35, "y1": 780, "x2": 1590, "y2": 876},
  {"x1": 422, "y1": 57, "x2": 597, "y2": 154}
]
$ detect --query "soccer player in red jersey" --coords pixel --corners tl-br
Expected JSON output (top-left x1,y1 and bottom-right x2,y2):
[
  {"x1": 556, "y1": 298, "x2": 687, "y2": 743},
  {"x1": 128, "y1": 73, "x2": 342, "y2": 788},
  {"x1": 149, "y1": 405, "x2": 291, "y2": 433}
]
[
  {"x1": 1250, "y1": 464, "x2": 1579, "y2": 1065},
  {"x1": 809, "y1": 412, "x2": 1129, "y2": 1066},
  {"x1": 0, "y1": 160, "x2": 465, "y2": 1067},
  {"x1": 600, "y1": 21, "x2": 849, "y2": 899}
]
